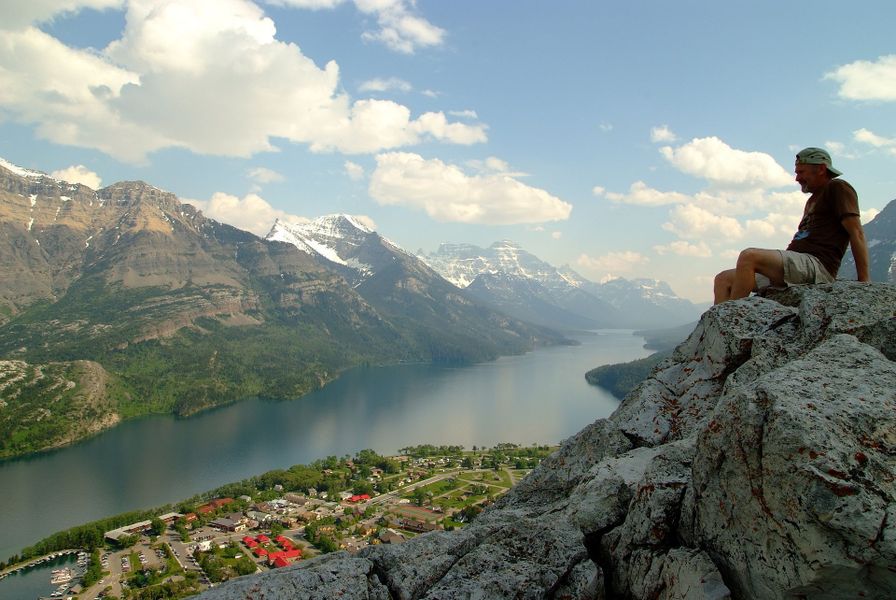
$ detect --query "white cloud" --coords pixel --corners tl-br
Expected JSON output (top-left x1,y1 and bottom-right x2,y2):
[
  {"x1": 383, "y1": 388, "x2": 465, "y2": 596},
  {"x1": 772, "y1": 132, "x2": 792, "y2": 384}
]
[
  {"x1": 358, "y1": 77, "x2": 412, "y2": 93},
  {"x1": 853, "y1": 128, "x2": 896, "y2": 157},
  {"x1": 354, "y1": 0, "x2": 445, "y2": 54},
  {"x1": 576, "y1": 251, "x2": 648, "y2": 279},
  {"x1": 650, "y1": 125, "x2": 677, "y2": 143},
  {"x1": 0, "y1": 0, "x2": 123, "y2": 30},
  {"x1": 659, "y1": 137, "x2": 793, "y2": 188},
  {"x1": 344, "y1": 160, "x2": 365, "y2": 180},
  {"x1": 551, "y1": 231, "x2": 562, "y2": 240},
  {"x1": 50, "y1": 164, "x2": 103, "y2": 188},
  {"x1": 591, "y1": 186, "x2": 605, "y2": 196},
  {"x1": 598, "y1": 122, "x2": 613, "y2": 132},
  {"x1": 825, "y1": 54, "x2": 896, "y2": 102},
  {"x1": 0, "y1": 0, "x2": 479, "y2": 163},
  {"x1": 267, "y1": 0, "x2": 345, "y2": 8},
  {"x1": 744, "y1": 212, "x2": 801, "y2": 243},
  {"x1": 662, "y1": 203, "x2": 744, "y2": 241},
  {"x1": 825, "y1": 141, "x2": 845, "y2": 155},
  {"x1": 369, "y1": 152, "x2": 572, "y2": 225},
  {"x1": 248, "y1": 167, "x2": 285, "y2": 184},
  {"x1": 854, "y1": 128, "x2": 896, "y2": 148},
  {"x1": 862, "y1": 208, "x2": 880, "y2": 224},
  {"x1": 184, "y1": 191, "x2": 307, "y2": 236},
  {"x1": 653, "y1": 240, "x2": 711, "y2": 257},
  {"x1": 604, "y1": 181, "x2": 691, "y2": 207},
  {"x1": 466, "y1": 156, "x2": 527, "y2": 177},
  {"x1": 449, "y1": 109, "x2": 478, "y2": 119},
  {"x1": 268, "y1": 0, "x2": 444, "y2": 54},
  {"x1": 352, "y1": 214, "x2": 376, "y2": 230}
]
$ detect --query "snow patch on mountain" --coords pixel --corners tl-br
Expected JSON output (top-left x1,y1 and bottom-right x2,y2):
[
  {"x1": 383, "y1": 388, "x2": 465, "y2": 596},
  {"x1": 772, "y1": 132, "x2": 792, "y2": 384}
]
[
  {"x1": 266, "y1": 214, "x2": 382, "y2": 277},
  {"x1": 0, "y1": 157, "x2": 45, "y2": 179}
]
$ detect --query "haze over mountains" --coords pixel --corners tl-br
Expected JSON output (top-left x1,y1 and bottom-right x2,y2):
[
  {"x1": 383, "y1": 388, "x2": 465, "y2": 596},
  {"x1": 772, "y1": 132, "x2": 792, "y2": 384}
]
[
  {"x1": 420, "y1": 241, "x2": 706, "y2": 330},
  {"x1": 266, "y1": 219, "x2": 707, "y2": 331}
]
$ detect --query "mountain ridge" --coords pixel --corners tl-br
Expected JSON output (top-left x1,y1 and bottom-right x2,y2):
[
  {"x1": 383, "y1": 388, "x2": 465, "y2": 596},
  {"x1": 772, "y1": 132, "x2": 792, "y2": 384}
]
[
  {"x1": 0, "y1": 158, "x2": 564, "y2": 458},
  {"x1": 420, "y1": 241, "x2": 705, "y2": 330}
]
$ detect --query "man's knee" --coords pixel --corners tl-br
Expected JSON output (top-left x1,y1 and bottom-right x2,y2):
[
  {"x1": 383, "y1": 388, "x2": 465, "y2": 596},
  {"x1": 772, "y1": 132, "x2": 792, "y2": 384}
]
[
  {"x1": 736, "y1": 248, "x2": 762, "y2": 268},
  {"x1": 714, "y1": 269, "x2": 734, "y2": 287}
]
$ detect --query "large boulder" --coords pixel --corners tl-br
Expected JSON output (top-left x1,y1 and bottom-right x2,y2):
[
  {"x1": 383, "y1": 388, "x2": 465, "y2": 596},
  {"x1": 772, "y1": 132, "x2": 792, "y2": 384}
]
[{"x1": 195, "y1": 282, "x2": 896, "y2": 599}]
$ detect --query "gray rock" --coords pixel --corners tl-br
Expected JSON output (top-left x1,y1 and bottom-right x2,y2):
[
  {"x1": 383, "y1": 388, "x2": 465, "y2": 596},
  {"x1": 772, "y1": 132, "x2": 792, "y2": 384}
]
[
  {"x1": 689, "y1": 334, "x2": 896, "y2": 599},
  {"x1": 192, "y1": 552, "x2": 389, "y2": 599},
  {"x1": 195, "y1": 282, "x2": 896, "y2": 600},
  {"x1": 612, "y1": 296, "x2": 796, "y2": 447},
  {"x1": 657, "y1": 548, "x2": 730, "y2": 600}
]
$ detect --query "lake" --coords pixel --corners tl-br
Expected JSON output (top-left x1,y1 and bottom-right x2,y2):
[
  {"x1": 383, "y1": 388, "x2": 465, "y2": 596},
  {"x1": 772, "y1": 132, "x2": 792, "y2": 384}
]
[{"x1": 0, "y1": 330, "x2": 650, "y2": 596}]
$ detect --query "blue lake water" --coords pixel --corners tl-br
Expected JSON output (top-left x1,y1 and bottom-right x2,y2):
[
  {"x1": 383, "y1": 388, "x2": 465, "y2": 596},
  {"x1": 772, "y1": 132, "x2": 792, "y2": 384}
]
[{"x1": 0, "y1": 330, "x2": 650, "y2": 597}]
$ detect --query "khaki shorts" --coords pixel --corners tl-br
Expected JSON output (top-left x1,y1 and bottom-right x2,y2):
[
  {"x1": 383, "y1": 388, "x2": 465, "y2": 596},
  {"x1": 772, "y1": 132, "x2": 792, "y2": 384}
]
[{"x1": 755, "y1": 250, "x2": 835, "y2": 290}]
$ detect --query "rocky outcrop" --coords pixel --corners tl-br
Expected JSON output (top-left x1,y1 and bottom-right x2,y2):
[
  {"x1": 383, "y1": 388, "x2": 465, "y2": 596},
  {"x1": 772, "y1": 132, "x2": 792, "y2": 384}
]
[{"x1": 195, "y1": 281, "x2": 896, "y2": 600}]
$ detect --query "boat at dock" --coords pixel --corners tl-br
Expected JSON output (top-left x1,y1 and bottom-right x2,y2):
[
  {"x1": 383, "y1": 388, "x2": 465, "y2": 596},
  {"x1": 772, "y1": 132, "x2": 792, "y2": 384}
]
[{"x1": 50, "y1": 567, "x2": 75, "y2": 584}]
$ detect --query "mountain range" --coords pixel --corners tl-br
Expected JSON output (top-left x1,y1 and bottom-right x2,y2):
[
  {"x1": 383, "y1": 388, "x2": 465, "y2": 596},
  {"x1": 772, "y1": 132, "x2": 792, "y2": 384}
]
[
  {"x1": 420, "y1": 241, "x2": 706, "y2": 330},
  {"x1": 0, "y1": 158, "x2": 562, "y2": 458}
]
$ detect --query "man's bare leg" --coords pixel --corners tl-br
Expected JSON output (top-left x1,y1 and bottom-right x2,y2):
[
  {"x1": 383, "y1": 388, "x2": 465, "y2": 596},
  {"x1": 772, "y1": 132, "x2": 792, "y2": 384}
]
[
  {"x1": 713, "y1": 269, "x2": 735, "y2": 305},
  {"x1": 729, "y1": 248, "x2": 785, "y2": 300}
]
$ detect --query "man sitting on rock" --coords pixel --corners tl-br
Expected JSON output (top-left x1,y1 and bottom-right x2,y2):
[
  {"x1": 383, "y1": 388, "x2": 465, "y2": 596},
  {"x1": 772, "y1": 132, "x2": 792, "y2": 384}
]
[{"x1": 713, "y1": 147, "x2": 870, "y2": 304}]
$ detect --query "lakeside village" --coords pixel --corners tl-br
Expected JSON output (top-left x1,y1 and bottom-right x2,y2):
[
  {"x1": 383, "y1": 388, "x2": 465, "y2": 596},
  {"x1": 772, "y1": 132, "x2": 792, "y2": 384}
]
[{"x1": 1, "y1": 443, "x2": 554, "y2": 600}]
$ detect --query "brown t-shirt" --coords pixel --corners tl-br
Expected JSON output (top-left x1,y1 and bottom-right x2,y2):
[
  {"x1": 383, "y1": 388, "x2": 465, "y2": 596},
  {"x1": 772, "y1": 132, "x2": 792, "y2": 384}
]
[{"x1": 786, "y1": 178, "x2": 859, "y2": 277}]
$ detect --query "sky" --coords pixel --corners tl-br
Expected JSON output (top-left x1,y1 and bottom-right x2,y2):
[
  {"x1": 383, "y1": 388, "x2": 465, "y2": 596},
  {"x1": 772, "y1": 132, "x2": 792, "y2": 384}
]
[{"x1": 0, "y1": 1, "x2": 894, "y2": 302}]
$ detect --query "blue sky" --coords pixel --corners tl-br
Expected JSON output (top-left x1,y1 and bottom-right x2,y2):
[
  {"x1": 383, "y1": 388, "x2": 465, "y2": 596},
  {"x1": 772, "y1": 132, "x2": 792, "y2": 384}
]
[{"x1": 1, "y1": 1, "x2": 894, "y2": 302}]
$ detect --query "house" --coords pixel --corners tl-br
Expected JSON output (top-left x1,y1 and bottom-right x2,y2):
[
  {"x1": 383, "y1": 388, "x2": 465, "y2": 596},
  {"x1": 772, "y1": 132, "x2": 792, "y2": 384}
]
[
  {"x1": 271, "y1": 556, "x2": 290, "y2": 568},
  {"x1": 284, "y1": 493, "x2": 308, "y2": 506},
  {"x1": 226, "y1": 512, "x2": 247, "y2": 525},
  {"x1": 397, "y1": 518, "x2": 440, "y2": 534},
  {"x1": 197, "y1": 498, "x2": 234, "y2": 514},
  {"x1": 296, "y1": 510, "x2": 319, "y2": 523},
  {"x1": 209, "y1": 517, "x2": 245, "y2": 533},
  {"x1": 279, "y1": 516, "x2": 298, "y2": 528},
  {"x1": 378, "y1": 529, "x2": 407, "y2": 545},
  {"x1": 267, "y1": 548, "x2": 302, "y2": 566},
  {"x1": 247, "y1": 510, "x2": 272, "y2": 524}
]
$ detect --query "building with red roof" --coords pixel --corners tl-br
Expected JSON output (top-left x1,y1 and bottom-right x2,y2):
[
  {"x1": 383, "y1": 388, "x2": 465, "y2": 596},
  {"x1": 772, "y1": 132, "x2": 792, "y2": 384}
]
[
  {"x1": 272, "y1": 556, "x2": 290, "y2": 568},
  {"x1": 267, "y1": 548, "x2": 302, "y2": 566}
]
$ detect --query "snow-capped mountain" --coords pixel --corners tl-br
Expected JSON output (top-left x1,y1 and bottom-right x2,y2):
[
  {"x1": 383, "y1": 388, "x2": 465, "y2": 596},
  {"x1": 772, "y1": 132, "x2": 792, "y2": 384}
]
[
  {"x1": 265, "y1": 215, "x2": 565, "y2": 353},
  {"x1": 267, "y1": 214, "x2": 411, "y2": 285},
  {"x1": 421, "y1": 241, "x2": 705, "y2": 329},
  {"x1": 422, "y1": 240, "x2": 580, "y2": 293}
]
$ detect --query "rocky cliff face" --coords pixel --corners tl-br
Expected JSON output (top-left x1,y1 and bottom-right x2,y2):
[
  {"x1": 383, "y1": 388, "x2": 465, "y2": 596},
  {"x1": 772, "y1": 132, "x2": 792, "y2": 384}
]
[{"x1": 196, "y1": 281, "x2": 896, "y2": 600}]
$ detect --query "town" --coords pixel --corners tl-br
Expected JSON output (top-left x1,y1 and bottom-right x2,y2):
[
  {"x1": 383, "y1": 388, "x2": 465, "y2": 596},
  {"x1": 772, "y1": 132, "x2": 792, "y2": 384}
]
[{"x1": 2, "y1": 443, "x2": 555, "y2": 600}]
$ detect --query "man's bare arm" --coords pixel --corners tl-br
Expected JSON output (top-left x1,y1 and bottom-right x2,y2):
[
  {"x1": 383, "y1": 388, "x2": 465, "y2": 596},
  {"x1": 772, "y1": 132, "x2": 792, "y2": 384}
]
[{"x1": 842, "y1": 216, "x2": 870, "y2": 281}]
